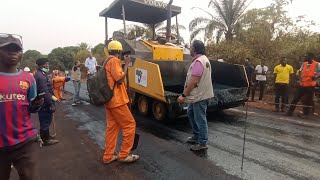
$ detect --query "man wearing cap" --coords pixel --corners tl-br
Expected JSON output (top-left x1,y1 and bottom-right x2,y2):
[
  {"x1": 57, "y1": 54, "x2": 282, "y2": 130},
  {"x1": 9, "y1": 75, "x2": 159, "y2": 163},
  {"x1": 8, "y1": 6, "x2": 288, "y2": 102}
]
[
  {"x1": 0, "y1": 33, "x2": 43, "y2": 180},
  {"x1": 34, "y1": 58, "x2": 59, "y2": 145}
]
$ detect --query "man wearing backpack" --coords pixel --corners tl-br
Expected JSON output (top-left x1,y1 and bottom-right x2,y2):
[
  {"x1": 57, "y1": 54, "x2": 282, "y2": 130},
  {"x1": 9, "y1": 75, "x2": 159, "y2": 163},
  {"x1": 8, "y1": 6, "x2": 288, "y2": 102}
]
[{"x1": 102, "y1": 40, "x2": 139, "y2": 164}]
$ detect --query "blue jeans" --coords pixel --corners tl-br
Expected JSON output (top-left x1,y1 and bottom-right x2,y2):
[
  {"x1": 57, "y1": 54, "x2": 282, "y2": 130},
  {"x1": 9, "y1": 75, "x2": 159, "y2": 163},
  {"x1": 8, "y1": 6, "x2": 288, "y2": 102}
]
[
  {"x1": 73, "y1": 80, "x2": 81, "y2": 103},
  {"x1": 38, "y1": 108, "x2": 53, "y2": 131},
  {"x1": 187, "y1": 100, "x2": 209, "y2": 145}
]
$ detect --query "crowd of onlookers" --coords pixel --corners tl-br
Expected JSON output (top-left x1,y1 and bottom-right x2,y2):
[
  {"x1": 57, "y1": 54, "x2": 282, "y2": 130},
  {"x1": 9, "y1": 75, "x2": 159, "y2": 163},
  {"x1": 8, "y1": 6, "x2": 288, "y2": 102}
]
[
  {"x1": 244, "y1": 53, "x2": 320, "y2": 118},
  {"x1": 1, "y1": 30, "x2": 319, "y2": 180}
]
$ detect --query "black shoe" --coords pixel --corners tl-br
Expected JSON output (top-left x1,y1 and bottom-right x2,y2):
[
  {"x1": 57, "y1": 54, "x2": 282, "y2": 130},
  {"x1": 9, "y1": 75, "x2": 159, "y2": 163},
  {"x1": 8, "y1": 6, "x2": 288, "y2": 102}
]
[
  {"x1": 186, "y1": 136, "x2": 197, "y2": 144},
  {"x1": 190, "y1": 144, "x2": 208, "y2": 151},
  {"x1": 43, "y1": 139, "x2": 59, "y2": 146}
]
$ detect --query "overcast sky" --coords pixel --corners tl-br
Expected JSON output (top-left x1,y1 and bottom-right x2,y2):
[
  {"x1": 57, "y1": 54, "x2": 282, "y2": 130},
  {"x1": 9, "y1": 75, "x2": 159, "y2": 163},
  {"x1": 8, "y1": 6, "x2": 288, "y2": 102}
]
[{"x1": 1, "y1": 0, "x2": 319, "y2": 54}]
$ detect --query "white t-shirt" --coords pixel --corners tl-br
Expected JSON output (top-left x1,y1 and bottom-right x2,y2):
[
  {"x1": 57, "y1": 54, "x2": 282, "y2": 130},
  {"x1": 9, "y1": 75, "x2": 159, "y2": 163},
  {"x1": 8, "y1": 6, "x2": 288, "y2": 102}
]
[
  {"x1": 85, "y1": 57, "x2": 97, "y2": 74},
  {"x1": 255, "y1": 65, "x2": 268, "y2": 81},
  {"x1": 184, "y1": 48, "x2": 190, "y2": 54}
]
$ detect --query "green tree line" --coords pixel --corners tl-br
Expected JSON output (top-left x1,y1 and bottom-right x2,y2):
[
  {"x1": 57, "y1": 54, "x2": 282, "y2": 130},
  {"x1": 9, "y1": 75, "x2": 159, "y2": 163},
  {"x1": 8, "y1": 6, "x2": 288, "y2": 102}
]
[
  {"x1": 19, "y1": 42, "x2": 106, "y2": 72},
  {"x1": 191, "y1": 0, "x2": 318, "y2": 70},
  {"x1": 21, "y1": 0, "x2": 320, "y2": 74}
]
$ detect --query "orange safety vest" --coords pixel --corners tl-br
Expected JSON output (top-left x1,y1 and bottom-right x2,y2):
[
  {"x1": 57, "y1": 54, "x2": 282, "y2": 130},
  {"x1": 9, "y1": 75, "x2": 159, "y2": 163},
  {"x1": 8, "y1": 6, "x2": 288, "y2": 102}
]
[{"x1": 300, "y1": 61, "x2": 318, "y2": 87}]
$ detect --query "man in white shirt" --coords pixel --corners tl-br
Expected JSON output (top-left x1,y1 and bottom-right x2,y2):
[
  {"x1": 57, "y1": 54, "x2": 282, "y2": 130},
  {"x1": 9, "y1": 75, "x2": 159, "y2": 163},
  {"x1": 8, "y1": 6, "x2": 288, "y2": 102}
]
[
  {"x1": 183, "y1": 44, "x2": 190, "y2": 54},
  {"x1": 251, "y1": 60, "x2": 268, "y2": 101},
  {"x1": 85, "y1": 53, "x2": 98, "y2": 75}
]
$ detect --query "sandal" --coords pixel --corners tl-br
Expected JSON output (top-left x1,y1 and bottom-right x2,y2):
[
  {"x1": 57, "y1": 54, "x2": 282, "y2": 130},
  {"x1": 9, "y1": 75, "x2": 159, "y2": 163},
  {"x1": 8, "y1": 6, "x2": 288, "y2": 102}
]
[
  {"x1": 118, "y1": 154, "x2": 139, "y2": 163},
  {"x1": 103, "y1": 155, "x2": 117, "y2": 164}
]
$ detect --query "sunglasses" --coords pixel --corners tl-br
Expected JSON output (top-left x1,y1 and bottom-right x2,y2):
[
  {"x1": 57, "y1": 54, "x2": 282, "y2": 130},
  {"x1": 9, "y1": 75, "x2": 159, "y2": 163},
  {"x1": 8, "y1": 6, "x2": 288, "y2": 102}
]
[{"x1": 0, "y1": 33, "x2": 23, "y2": 46}]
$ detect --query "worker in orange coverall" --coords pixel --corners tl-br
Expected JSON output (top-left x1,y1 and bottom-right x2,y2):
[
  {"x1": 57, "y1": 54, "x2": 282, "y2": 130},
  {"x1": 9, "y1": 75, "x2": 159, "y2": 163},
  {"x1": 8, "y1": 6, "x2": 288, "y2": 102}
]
[
  {"x1": 52, "y1": 70, "x2": 69, "y2": 100},
  {"x1": 102, "y1": 40, "x2": 139, "y2": 164}
]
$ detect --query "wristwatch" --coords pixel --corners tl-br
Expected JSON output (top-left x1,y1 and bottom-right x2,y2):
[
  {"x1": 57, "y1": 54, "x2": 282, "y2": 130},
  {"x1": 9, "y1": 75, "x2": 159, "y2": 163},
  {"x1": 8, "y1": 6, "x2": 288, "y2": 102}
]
[{"x1": 182, "y1": 93, "x2": 186, "y2": 97}]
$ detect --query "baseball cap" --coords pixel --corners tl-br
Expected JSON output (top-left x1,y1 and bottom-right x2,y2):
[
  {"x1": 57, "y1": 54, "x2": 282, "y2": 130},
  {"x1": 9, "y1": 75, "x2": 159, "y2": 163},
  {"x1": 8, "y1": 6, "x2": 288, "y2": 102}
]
[{"x1": 0, "y1": 33, "x2": 23, "y2": 50}]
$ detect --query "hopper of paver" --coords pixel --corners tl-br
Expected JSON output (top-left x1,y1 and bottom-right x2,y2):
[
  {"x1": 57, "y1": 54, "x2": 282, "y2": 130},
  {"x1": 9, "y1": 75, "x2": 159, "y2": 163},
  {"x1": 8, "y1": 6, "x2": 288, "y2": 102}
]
[
  {"x1": 156, "y1": 60, "x2": 249, "y2": 111},
  {"x1": 128, "y1": 59, "x2": 248, "y2": 121},
  {"x1": 209, "y1": 61, "x2": 249, "y2": 110}
]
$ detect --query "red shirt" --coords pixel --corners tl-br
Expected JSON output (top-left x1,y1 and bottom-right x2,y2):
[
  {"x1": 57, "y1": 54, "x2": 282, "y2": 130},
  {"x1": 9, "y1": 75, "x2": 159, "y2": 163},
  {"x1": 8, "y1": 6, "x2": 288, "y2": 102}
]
[{"x1": 0, "y1": 70, "x2": 38, "y2": 148}]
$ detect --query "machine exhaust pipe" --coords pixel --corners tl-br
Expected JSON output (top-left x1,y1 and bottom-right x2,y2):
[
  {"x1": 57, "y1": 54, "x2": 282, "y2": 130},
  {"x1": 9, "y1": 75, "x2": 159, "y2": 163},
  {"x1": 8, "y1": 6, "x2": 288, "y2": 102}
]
[{"x1": 166, "y1": 0, "x2": 173, "y2": 42}]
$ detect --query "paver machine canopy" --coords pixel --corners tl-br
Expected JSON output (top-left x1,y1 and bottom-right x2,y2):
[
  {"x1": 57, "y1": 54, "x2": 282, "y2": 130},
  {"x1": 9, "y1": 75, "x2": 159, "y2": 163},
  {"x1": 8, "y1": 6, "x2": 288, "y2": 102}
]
[
  {"x1": 99, "y1": 0, "x2": 249, "y2": 121},
  {"x1": 99, "y1": 0, "x2": 186, "y2": 61}
]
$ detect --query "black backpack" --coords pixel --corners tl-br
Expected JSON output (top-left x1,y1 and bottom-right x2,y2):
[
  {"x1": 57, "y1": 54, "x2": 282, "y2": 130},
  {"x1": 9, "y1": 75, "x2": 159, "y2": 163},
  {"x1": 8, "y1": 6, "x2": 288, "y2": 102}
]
[{"x1": 87, "y1": 57, "x2": 115, "y2": 105}]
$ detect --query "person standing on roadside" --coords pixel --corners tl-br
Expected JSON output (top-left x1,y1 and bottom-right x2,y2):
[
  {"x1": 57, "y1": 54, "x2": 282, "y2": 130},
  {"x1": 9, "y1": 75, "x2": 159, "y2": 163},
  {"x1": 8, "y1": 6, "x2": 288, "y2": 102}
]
[
  {"x1": 273, "y1": 57, "x2": 294, "y2": 112},
  {"x1": 52, "y1": 70, "x2": 69, "y2": 101},
  {"x1": 178, "y1": 40, "x2": 214, "y2": 151},
  {"x1": 244, "y1": 58, "x2": 254, "y2": 97},
  {"x1": 184, "y1": 44, "x2": 190, "y2": 54},
  {"x1": 23, "y1": 67, "x2": 33, "y2": 76},
  {"x1": 34, "y1": 58, "x2": 59, "y2": 145},
  {"x1": 71, "y1": 61, "x2": 82, "y2": 106},
  {"x1": 0, "y1": 33, "x2": 43, "y2": 180},
  {"x1": 85, "y1": 53, "x2": 98, "y2": 76},
  {"x1": 252, "y1": 59, "x2": 268, "y2": 101},
  {"x1": 103, "y1": 40, "x2": 139, "y2": 163},
  {"x1": 287, "y1": 52, "x2": 320, "y2": 118}
]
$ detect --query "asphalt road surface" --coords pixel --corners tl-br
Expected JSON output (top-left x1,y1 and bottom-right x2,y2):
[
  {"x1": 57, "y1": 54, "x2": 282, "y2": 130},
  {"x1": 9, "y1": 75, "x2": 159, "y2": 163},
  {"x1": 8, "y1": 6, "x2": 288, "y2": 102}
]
[{"x1": 11, "y1": 81, "x2": 319, "y2": 180}]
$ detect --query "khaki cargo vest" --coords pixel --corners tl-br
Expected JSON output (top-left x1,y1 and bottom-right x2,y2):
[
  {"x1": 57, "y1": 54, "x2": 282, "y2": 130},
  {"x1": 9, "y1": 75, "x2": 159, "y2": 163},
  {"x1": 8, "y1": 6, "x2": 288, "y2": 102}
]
[
  {"x1": 71, "y1": 67, "x2": 81, "y2": 81},
  {"x1": 184, "y1": 55, "x2": 214, "y2": 103}
]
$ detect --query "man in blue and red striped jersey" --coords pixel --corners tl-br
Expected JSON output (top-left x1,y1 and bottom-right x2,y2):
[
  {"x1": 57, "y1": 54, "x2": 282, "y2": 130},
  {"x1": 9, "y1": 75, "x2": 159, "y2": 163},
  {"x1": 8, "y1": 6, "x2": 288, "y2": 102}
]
[{"x1": 0, "y1": 34, "x2": 44, "y2": 180}]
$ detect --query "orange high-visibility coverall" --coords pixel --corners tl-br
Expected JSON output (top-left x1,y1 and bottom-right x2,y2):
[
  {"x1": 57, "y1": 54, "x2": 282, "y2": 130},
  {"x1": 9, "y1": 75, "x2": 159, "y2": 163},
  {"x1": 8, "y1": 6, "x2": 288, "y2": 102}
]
[
  {"x1": 103, "y1": 55, "x2": 136, "y2": 162},
  {"x1": 52, "y1": 75, "x2": 66, "y2": 100}
]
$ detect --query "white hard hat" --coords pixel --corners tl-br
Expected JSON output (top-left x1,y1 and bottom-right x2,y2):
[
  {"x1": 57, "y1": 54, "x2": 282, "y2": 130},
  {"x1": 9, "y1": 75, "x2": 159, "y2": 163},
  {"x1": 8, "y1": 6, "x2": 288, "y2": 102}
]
[{"x1": 23, "y1": 67, "x2": 30, "y2": 72}]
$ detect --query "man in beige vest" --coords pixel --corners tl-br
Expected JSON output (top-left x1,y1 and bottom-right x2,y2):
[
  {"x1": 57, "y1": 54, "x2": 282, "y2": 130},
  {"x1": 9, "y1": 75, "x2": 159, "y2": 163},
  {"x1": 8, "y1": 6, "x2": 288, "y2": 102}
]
[{"x1": 177, "y1": 40, "x2": 214, "y2": 151}]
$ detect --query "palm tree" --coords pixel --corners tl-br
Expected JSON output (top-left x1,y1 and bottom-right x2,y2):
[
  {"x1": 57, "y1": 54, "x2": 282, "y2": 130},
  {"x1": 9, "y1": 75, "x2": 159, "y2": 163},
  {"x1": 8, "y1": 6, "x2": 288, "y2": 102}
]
[
  {"x1": 141, "y1": 22, "x2": 166, "y2": 39},
  {"x1": 124, "y1": 22, "x2": 164, "y2": 40},
  {"x1": 189, "y1": 0, "x2": 250, "y2": 42},
  {"x1": 124, "y1": 22, "x2": 186, "y2": 42},
  {"x1": 157, "y1": 24, "x2": 186, "y2": 34}
]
